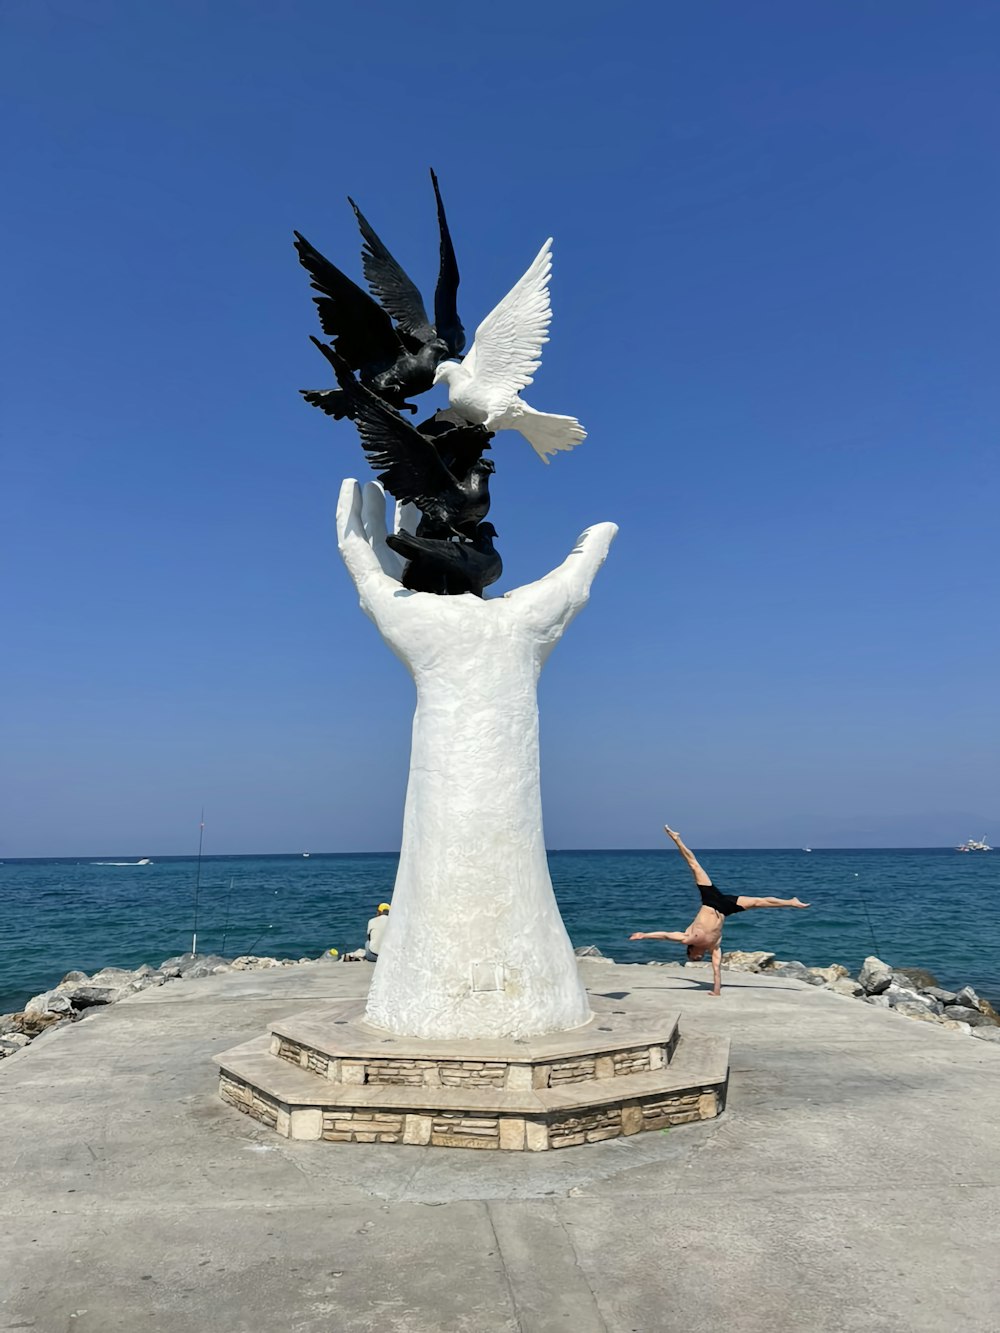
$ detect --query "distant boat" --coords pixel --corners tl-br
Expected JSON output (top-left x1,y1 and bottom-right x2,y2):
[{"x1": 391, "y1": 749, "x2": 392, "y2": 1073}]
[
  {"x1": 802, "y1": 847, "x2": 812, "y2": 853},
  {"x1": 957, "y1": 836, "x2": 992, "y2": 853},
  {"x1": 92, "y1": 858, "x2": 154, "y2": 866},
  {"x1": 302, "y1": 851, "x2": 310, "y2": 858}
]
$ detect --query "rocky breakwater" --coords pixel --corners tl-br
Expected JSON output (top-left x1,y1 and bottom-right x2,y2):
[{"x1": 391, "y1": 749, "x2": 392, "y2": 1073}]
[
  {"x1": 721, "y1": 950, "x2": 1000, "y2": 1042},
  {"x1": 0, "y1": 953, "x2": 313, "y2": 1060}
]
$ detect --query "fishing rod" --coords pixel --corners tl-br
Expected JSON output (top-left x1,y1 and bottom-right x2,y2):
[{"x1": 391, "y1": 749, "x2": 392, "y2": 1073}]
[
  {"x1": 220, "y1": 875, "x2": 235, "y2": 957},
  {"x1": 852, "y1": 871, "x2": 883, "y2": 956},
  {"x1": 244, "y1": 924, "x2": 273, "y2": 956},
  {"x1": 191, "y1": 809, "x2": 205, "y2": 956}
]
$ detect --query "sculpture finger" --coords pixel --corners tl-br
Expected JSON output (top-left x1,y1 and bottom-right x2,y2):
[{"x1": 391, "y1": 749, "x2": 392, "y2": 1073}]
[
  {"x1": 361, "y1": 481, "x2": 406, "y2": 582},
  {"x1": 393, "y1": 498, "x2": 424, "y2": 538}
]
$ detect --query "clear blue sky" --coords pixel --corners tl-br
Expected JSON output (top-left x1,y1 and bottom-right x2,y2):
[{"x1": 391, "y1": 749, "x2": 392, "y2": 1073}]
[{"x1": 2, "y1": 1, "x2": 997, "y2": 855}]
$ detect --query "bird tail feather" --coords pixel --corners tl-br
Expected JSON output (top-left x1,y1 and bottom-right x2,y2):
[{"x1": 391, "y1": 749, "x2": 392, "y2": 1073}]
[
  {"x1": 301, "y1": 387, "x2": 351, "y2": 420},
  {"x1": 515, "y1": 401, "x2": 587, "y2": 463}
]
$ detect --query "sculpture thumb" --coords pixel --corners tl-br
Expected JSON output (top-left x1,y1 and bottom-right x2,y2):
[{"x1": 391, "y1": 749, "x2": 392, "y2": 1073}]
[
  {"x1": 562, "y1": 522, "x2": 619, "y2": 598},
  {"x1": 508, "y1": 520, "x2": 618, "y2": 637}
]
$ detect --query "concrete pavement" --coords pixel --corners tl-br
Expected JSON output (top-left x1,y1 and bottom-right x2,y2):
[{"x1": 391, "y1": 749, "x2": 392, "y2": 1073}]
[{"x1": 1, "y1": 956, "x2": 998, "y2": 1332}]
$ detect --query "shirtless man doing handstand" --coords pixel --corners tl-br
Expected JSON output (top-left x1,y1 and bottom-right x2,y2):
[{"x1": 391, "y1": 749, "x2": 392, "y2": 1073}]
[{"x1": 630, "y1": 827, "x2": 809, "y2": 995}]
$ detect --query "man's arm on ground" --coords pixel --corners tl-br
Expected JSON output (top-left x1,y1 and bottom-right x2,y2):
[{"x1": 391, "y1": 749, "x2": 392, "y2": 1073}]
[
  {"x1": 630, "y1": 930, "x2": 688, "y2": 942},
  {"x1": 710, "y1": 945, "x2": 723, "y2": 996}
]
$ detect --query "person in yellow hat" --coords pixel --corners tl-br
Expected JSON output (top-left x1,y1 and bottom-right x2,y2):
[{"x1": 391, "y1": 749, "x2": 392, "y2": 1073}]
[{"x1": 365, "y1": 902, "x2": 391, "y2": 962}]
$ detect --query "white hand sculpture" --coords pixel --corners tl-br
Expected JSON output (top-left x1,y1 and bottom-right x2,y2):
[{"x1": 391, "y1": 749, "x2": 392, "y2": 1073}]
[{"x1": 336, "y1": 478, "x2": 618, "y2": 1040}]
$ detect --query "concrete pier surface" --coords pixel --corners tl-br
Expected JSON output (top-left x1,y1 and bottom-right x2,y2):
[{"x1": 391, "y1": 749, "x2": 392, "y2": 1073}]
[{"x1": 2, "y1": 956, "x2": 998, "y2": 1333}]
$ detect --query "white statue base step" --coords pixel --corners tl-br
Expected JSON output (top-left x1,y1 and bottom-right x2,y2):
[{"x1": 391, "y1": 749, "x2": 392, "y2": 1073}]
[{"x1": 216, "y1": 997, "x2": 729, "y2": 1151}]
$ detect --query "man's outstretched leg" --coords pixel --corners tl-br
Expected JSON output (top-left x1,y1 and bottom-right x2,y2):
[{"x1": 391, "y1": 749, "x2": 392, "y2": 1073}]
[
  {"x1": 664, "y1": 826, "x2": 713, "y2": 886},
  {"x1": 735, "y1": 895, "x2": 810, "y2": 909}
]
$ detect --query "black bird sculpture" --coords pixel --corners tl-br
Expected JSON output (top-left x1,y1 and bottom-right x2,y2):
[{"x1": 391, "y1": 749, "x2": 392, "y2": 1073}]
[
  {"x1": 298, "y1": 170, "x2": 464, "y2": 419},
  {"x1": 317, "y1": 345, "x2": 494, "y2": 539},
  {"x1": 414, "y1": 409, "x2": 493, "y2": 489},
  {"x1": 387, "y1": 523, "x2": 502, "y2": 598}
]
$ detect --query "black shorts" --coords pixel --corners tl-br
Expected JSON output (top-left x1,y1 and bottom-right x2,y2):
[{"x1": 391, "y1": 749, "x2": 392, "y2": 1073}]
[{"x1": 698, "y1": 883, "x2": 744, "y2": 917}]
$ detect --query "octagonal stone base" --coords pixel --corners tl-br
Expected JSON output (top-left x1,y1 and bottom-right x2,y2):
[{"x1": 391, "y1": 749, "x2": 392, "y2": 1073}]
[{"x1": 216, "y1": 997, "x2": 729, "y2": 1151}]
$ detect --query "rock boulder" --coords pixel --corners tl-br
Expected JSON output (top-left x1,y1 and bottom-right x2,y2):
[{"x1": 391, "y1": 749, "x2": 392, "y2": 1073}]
[
  {"x1": 944, "y1": 1004, "x2": 993, "y2": 1028},
  {"x1": 892, "y1": 967, "x2": 940, "y2": 991},
  {"x1": 893, "y1": 1003, "x2": 941, "y2": 1023},
  {"x1": 764, "y1": 961, "x2": 824, "y2": 985},
  {"x1": 807, "y1": 964, "x2": 849, "y2": 985},
  {"x1": 25, "y1": 990, "x2": 74, "y2": 1017},
  {"x1": 90, "y1": 967, "x2": 143, "y2": 988},
  {"x1": 17, "y1": 1012, "x2": 65, "y2": 1038},
  {"x1": 722, "y1": 951, "x2": 775, "y2": 973},
  {"x1": 885, "y1": 985, "x2": 942, "y2": 1015},
  {"x1": 65, "y1": 984, "x2": 128, "y2": 1009},
  {"x1": 859, "y1": 956, "x2": 893, "y2": 995},
  {"x1": 825, "y1": 976, "x2": 864, "y2": 997},
  {"x1": 953, "y1": 986, "x2": 982, "y2": 1012},
  {"x1": 182, "y1": 956, "x2": 233, "y2": 979}
]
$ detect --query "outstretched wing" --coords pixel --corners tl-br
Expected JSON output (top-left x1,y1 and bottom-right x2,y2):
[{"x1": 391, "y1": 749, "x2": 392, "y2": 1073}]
[
  {"x1": 461, "y1": 239, "x2": 552, "y2": 419},
  {"x1": 349, "y1": 199, "x2": 434, "y2": 347},
  {"x1": 430, "y1": 169, "x2": 465, "y2": 357},
  {"x1": 313, "y1": 342, "x2": 456, "y2": 514},
  {"x1": 294, "y1": 231, "x2": 398, "y2": 369}
]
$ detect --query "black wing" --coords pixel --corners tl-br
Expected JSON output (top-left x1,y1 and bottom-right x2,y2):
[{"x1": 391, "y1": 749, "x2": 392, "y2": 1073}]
[
  {"x1": 416, "y1": 410, "x2": 492, "y2": 461},
  {"x1": 299, "y1": 387, "x2": 351, "y2": 420},
  {"x1": 387, "y1": 529, "x2": 502, "y2": 597},
  {"x1": 293, "y1": 231, "x2": 398, "y2": 369},
  {"x1": 430, "y1": 169, "x2": 465, "y2": 357},
  {"x1": 313, "y1": 343, "x2": 458, "y2": 516},
  {"x1": 387, "y1": 530, "x2": 468, "y2": 565},
  {"x1": 349, "y1": 198, "x2": 434, "y2": 347}
]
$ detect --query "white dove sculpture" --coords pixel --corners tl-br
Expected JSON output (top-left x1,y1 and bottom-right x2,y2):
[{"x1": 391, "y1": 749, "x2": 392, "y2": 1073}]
[{"x1": 431, "y1": 238, "x2": 586, "y2": 463}]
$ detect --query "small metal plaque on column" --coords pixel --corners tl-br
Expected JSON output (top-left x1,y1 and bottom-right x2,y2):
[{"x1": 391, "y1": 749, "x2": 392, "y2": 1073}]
[{"x1": 471, "y1": 962, "x2": 504, "y2": 992}]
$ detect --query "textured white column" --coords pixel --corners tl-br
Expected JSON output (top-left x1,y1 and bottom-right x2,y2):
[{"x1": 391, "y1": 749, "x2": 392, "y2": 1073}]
[{"x1": 336, "y1": 480, "x2": 617, "y2": 1039}]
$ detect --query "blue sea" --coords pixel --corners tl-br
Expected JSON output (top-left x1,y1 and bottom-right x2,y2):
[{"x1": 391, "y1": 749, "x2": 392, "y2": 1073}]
[{"x1": 1, "y1": 849, "x2": 997, "y2": 1015}]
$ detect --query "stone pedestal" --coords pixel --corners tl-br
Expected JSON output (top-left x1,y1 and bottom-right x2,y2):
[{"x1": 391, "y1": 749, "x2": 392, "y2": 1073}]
[{"x1": 216, "y1": 996, "x2": 729, "y2": 1152}]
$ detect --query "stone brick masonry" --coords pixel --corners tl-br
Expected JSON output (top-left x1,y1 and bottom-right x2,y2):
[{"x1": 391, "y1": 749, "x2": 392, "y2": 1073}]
[
  {"x1": 220, "y1": 1072, "x2": 279, "y2": 1130},
  {"x1": 271, "y1": 1033, "x2": 672, "y2": 1091},
  {"x1": 217, "y1": 1001, "x2": 730, "y2": 1152}
]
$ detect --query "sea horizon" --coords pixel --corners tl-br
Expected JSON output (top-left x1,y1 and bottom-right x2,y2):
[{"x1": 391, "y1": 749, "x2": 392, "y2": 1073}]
[
  {"x1": 2, "y1": 847, "x2": 997, "y2": 1015},
  {"x1": 1, "y1": 844, "x2": 982, "y2": 863}
]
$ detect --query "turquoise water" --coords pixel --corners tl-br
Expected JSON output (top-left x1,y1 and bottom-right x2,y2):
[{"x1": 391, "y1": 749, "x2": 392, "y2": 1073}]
[{"x1": 1, "y1": 849, "x2": 997, "y2": 1014}]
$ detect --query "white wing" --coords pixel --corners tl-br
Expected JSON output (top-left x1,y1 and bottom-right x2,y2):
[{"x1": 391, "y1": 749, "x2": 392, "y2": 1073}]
[{"x1": 462, "y1": 239, "x2": 553, "y2": 419}]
